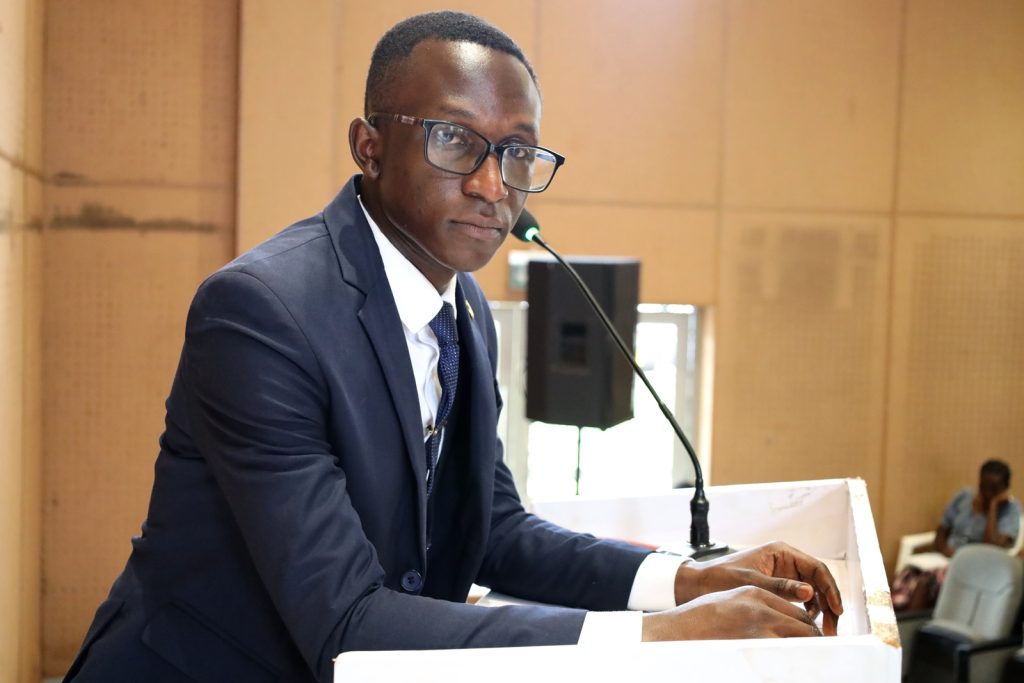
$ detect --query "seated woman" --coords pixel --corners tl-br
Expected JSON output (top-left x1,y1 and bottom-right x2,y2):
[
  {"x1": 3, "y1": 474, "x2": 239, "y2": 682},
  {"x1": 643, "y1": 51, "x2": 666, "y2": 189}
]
[{"x1": 892, "y1": 458, "x2": 1020, "y2": 612}]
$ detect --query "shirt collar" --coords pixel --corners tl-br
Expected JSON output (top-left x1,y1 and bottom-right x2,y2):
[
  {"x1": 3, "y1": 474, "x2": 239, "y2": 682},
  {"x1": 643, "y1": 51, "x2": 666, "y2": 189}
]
[{"x1": 359, "y1": 196, "x2": 457, "y2": 333}]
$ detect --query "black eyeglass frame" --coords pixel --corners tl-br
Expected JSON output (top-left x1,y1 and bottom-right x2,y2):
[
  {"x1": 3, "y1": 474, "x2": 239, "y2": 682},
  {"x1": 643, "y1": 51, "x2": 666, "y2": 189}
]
[{"x1": 368, "y1": 112, "x2": 566, "y2": 193}]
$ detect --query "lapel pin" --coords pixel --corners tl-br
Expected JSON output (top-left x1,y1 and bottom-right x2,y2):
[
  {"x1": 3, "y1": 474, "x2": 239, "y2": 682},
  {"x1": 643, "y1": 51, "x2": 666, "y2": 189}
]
[{"x1": 464, "y1": 299, "x2": 475, "y2": 320}]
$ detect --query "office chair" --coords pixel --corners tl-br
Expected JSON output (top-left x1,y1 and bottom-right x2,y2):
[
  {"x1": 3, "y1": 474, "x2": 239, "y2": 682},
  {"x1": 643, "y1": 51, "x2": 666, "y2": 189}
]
[{"x1": 903, "y1": 544, "x2": 1023, "y2": 683}]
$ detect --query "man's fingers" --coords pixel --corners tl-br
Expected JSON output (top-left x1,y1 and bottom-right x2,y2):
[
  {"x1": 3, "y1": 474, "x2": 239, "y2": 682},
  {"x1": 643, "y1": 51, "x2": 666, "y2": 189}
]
[
  {"x1": 755, "y1": 587, "x2": 823, "y2": 635},
  {"x1": 694, "y1": 542, "x2": 844, "y2": 637},
  {"x1": 803, "y1": 598, "x2": 821, "y2": 621},
  {"x1": 811, "y1": 564, "x2": 844, "y2": 617},
  {"x1": 732, "y1": 583, "x2": 827, "y2": 638},
  {"x1": 741, "y1": 571, "x2": 814, "y2": 602},
  {"x1": 821, "y1": 604, "x2": 840, "y2": 636},
  {"x1": 744, "y1": 543, "x2": 845, "y2": 618}
]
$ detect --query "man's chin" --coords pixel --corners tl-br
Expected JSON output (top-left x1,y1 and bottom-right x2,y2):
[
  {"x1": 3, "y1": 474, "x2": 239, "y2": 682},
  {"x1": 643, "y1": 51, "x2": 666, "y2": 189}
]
[{"x1": 451, "y1": 248, "x2": 502, "y2": 274}]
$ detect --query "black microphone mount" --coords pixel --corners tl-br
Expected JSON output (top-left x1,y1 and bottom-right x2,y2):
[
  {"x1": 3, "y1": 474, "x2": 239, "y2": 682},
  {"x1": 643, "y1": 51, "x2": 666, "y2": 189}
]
[{"x1": 512, "y1": 208, "x2": 727, "y2": 560}]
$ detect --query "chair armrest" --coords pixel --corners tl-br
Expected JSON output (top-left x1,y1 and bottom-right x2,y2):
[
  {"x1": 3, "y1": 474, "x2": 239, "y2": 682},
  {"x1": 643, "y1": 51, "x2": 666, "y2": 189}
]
[
  {"x1": 957, "y1": 637, "x2": 1023, "y2": 655},
  {"x1": 897, "y1": 531, "x2": 937, "y2": 573},
  {"x1": 955, "y1": 637, "x2": 1023, "y2": 683},
  {"x1": 911, "y1": 626, "x2": 1021, "y2": 683}
]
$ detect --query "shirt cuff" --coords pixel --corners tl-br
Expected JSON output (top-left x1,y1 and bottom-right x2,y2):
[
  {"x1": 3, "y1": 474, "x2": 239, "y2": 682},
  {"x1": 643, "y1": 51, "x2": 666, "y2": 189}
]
[
  {"x1": 626, "y1": 552, "x2": 689, "y2": 612},
  {"x1": 577, "y1": 610, "x2": 643, "y2": 644}
]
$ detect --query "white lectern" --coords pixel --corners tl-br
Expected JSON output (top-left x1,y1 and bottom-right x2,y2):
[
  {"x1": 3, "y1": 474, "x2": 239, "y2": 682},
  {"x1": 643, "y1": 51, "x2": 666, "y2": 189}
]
[{"x1": 334, "y1": 478, "x2": 900, "y2": 682}]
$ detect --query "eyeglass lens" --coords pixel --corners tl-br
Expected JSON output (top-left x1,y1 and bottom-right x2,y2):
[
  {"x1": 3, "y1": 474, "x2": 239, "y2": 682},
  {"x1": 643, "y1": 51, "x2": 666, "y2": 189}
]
[{"x1": 425, "y1": 122, "x2": 557, "y2": 192}]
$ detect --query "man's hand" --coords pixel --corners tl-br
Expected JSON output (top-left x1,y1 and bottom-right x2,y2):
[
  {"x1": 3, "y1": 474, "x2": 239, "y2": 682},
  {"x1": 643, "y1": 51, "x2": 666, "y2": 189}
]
[
  {"x1": 670, "y1": 541, "x2": 843, "y2": 636},
  {"x1": 642, "y1": 586, "x2": 823, "y2": 640}
]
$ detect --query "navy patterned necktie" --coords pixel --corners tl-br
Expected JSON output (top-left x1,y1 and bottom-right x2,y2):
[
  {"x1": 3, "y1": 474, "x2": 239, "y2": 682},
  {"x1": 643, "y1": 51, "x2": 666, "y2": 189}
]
[{"x1": 425, "y1": 302, "x2": 459, "y2": 496}]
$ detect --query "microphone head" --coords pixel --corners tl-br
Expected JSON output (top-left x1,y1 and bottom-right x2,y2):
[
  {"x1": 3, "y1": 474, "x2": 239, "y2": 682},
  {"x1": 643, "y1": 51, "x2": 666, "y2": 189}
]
[{"x1": 511, "y1": 208, "x2": 540, "y2": 242}]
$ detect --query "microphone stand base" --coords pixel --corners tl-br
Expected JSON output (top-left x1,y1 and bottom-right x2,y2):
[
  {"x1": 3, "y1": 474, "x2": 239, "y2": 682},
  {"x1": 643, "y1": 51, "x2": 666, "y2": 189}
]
[
  {"x1": 687, "y1": 542, "x2": 732, "y2": 561},
  {"x1": 655, "y1": 541, "x2": 732, "y2": 560}
]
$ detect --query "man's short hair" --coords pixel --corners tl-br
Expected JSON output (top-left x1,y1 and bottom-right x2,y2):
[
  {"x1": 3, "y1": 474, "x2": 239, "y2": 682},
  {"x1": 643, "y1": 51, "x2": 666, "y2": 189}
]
[
  {"x1": 981, "y1": 458, "x2": 1012, "y2": 487},
  {"x1": 365, "y1": 11, "x2": 537, "y2": 115}
]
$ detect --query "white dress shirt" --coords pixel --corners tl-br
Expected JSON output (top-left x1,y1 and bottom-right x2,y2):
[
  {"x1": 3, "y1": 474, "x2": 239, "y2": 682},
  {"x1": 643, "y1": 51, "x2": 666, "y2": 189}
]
[{"x1": 359, "y1": 198, "x2": 682, "y2": 642}]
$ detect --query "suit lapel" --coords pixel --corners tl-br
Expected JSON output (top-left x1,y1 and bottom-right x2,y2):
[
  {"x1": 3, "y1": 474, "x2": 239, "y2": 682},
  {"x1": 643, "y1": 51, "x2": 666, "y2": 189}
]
[
  {"x1": 357, "y1": 290, "x2": 428, "y2": 499},
  {"x1": 324, "y1": 178, "x2": 429, "y2": 551},
  {"x1": 454, "y1": 278, "x2": 497, "y2": 549}
]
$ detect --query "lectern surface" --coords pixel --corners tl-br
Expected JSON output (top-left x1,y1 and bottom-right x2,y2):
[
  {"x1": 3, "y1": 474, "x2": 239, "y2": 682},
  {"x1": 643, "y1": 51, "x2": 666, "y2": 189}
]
[{"x1": 334, "y1": 479, "x2": 900, "y2": 682}]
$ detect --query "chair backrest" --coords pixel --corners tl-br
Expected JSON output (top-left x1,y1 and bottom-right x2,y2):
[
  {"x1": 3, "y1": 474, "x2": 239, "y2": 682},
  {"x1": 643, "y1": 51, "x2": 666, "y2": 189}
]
[
  {"x1": 933, "y1": 544, "x2": 1024, "y2": 640},
  {"x1": 1011, "y1": 509, "x2": 1024, "y2": 556}
]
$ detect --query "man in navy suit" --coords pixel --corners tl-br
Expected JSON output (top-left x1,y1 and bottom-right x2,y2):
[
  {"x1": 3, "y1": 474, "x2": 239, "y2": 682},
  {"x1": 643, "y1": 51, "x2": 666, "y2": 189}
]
[{"x1": 67, "y1": 11, "x2": 842, "y2": 682}]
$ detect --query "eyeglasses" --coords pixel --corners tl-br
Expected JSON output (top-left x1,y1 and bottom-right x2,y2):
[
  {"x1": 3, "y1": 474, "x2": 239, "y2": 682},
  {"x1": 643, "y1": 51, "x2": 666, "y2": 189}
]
[{"x1": 368, "y1": 113, "x2": 565, "y2": 193}]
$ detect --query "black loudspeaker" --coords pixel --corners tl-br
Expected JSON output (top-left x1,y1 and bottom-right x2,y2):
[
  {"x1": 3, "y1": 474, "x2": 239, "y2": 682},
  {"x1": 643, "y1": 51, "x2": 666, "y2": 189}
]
[{"x1": 526, "y1": 257, "x2": 640, "y2": 429}]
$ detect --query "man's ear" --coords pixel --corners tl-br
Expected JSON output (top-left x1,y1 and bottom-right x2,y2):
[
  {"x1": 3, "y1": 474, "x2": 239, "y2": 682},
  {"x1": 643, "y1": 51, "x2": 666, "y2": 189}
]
[{"x1": 349, "y1": 118, "x2": 382, "y2": 179}]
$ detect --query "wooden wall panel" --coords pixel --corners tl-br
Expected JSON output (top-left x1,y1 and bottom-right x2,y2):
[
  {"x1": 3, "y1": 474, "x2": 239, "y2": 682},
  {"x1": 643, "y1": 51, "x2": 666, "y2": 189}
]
[
  {"x1": 0, "y1": 176, "x2": 23, "y2": 683},
  {"x1": 899, "y1": 0, "x2": 1024, "y2": 214},
  {"x1": 43, "y1": 2, "x2": 236, "y2": 188},
  {"x1": 514, "y1": 199, "x2": 717, "y2": 305},
  {"x1": 723, "y1": 0, "x2": 901, "y2": 211},
  {"x1": 0, "y1": 0, "x2": 44, "y2": 680},
  {"x1": 881, "y1": 217, "x2": 1024, "y2": 566},
  {"x1": 41, "y1": 1, "x2": 237, "y2": 673},
  {"x1": 18, "y1": 212, "x2": 43, "y2": 683},
  {"x1": 712, "y1": 212, "x2": 890, "y2": 496},
  {"x1": 237, "y1": 0, "x2": 339, "y2": 252},
  {"x1": 537, "y1": 0, "x2": 724, "y2": 207}
]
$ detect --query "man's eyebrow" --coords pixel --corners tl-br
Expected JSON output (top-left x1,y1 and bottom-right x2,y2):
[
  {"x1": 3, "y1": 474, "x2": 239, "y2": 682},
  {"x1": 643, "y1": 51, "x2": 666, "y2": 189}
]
[
  {"x1": 439, "y1": 106, "x2": 477, "y2": 119},
  {"x1": 438, "y1": 106, "x2": 539, "y2": 138}
]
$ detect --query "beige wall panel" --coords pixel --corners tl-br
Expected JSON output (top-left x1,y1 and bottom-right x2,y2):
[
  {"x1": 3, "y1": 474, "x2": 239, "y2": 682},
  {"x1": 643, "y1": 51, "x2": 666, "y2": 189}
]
[
  {"x1": 237, "y1": 0, "x2": 339, "y2": 252},
  {"x1": 332, "y1": 0, "x2": 538, "y2": 183},
  {"x1": 19, "y1": 220, "x2": 43, "y2": 683},
  {"x1": 536, "y1": 0, "x2": 724, "y2": 207},
  {"x1": 0, "y1": 169, "x2": 43, "y2": 683},
  {"x1": 41, "y1": 184, "x2": 233, "y2": 672},
  {"x1": 44, "y1": 0, "x2": 237, "y2": 188},
  {"x1": 898, "y1": 0, "x2": 1024, "y2": 215},
  {"x1": 882, "y1": 216, "x2": 1024, "y2": 572},
  {"x1": 20, "y1": 0, "x2": 43, "y2": 173},
  {"x1": 42, "y1": 1, "x2": 238, "y2": 673},
  {"x1": 712, "y1": 212, "x2": 890, "y2": 499},
  {"x1": 0, "y1": 174, "x2": 22, "y2": 683},
  {"x1": 503, "y1": 198, "x2": 717, "y2": 305},
  {"x1": 722, "y1": 0, "x2": 901, "y2": 211},
  {"x1": 42, "y1": 221, "x2": 231, "y2": 667},
  {"x1": 0, "y1": 0, "x2": 27, "y2": 158},
  {"x1": 1, "y1": 0, "x2": 44, "y2": 679},
  {"x1": 47, "y1": 184, "x2": 234, "y2": 236}
]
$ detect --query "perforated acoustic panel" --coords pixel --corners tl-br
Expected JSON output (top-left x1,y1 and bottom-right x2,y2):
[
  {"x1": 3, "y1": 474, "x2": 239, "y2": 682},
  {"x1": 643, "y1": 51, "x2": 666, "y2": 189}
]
[
  {"x1": 712, "y1": 213, "x2": 890, "y2": 494},
  {"x1": 42, "y1": 1, "x2": 238, "y2": 673},
  {"x1": 882, "y1": 217, "x2": 1024, "y2": 567}
]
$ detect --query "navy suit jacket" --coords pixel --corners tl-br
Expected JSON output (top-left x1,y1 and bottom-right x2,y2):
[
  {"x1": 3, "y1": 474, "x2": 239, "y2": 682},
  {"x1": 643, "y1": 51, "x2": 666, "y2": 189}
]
[{"x1": 67, "y1": 176, "x2": 651, "y2": 682}]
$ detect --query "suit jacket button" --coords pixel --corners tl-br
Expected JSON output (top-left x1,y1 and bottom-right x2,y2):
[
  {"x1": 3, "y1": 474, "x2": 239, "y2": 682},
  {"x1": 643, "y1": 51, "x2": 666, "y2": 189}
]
[{"x1": 401, "y1": 570, "x2": 423, "y2": 592}]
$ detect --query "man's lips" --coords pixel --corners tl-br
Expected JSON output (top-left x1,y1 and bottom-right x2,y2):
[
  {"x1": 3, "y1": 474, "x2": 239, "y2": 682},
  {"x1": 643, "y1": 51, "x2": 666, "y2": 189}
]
[{"x1": 451, "y1": 219, "x2": 506, "y2": 237}]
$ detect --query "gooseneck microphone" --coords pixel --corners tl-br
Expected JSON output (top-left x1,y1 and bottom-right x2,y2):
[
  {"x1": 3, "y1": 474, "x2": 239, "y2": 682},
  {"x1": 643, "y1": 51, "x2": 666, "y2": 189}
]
[{"x1": 512, "y1": 208, "x2": 727, "y2": 559}]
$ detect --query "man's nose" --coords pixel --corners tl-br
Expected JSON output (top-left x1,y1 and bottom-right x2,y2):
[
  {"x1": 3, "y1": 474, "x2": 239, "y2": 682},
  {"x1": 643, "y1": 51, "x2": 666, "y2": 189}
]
[{"x1": 463, "y1": 153, "x2": 508, "y2": 203}]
